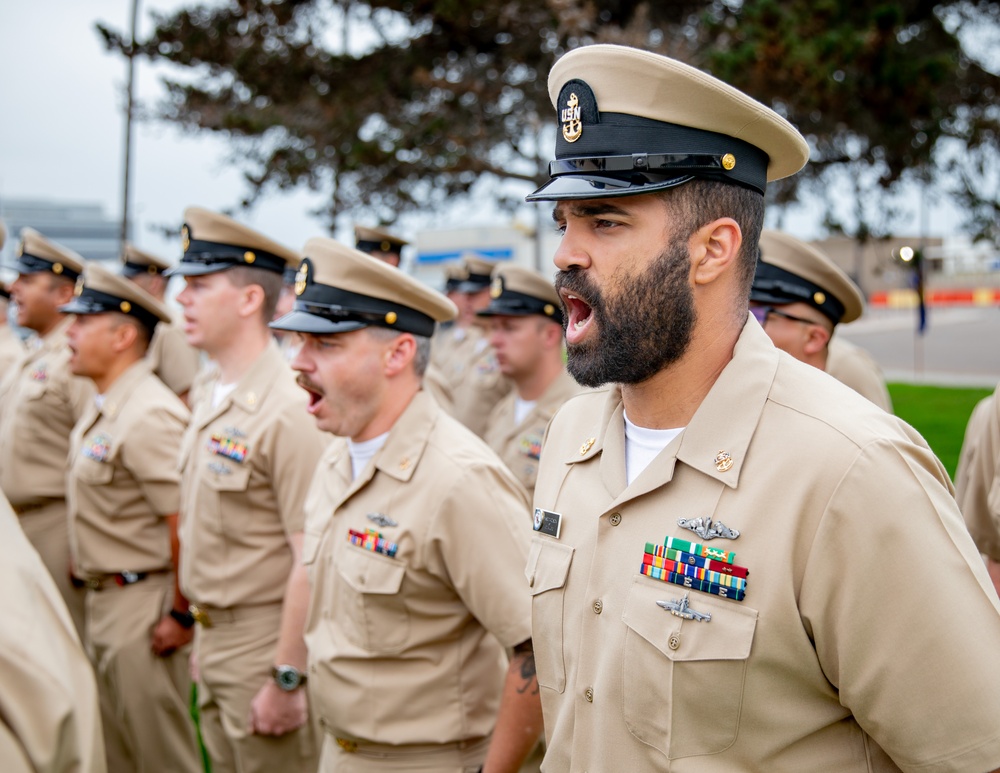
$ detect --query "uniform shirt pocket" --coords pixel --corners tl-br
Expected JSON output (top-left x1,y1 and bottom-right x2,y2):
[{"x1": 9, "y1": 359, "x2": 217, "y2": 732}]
[
  {"x1": 335, "y1": 545, "x2": 409, "y2": 654},
  {"x1": 75, "y1": 458, "x2": 115, "y2": 486},
  {"x1": 621, "y1": 575, "x2": 757, "y2": 759},
  {"x1": 526, "y1": 537, "x2": 574, "y2": 692}
]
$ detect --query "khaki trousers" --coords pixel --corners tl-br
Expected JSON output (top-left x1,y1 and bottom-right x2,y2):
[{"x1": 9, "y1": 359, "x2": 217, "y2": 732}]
[
  {"x1": 19, "y1": 500, "x2": 86, "y2": 638},
  {"x1": 85, "y1": 573, "x2": 201, "y2": 773},
  {"x1": 196, "y1": 602, "x2": 319, "y2": 773},
  {"x1": 318, "y1": 734, "x2": 489, "y2": 773}
]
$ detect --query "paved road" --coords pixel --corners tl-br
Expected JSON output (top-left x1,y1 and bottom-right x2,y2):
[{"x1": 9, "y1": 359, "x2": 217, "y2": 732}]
[{"x1": 838, "y1": 307, "x2": 1000, "y2": 388}]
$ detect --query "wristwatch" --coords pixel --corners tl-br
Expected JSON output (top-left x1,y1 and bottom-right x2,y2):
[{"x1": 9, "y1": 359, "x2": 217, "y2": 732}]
[
  {"x1": 169, "y1": 608, "x2": 195, "y2": 629},
  {"x1": 272, "y1": 664, "x2": 307, "y2": 691}
]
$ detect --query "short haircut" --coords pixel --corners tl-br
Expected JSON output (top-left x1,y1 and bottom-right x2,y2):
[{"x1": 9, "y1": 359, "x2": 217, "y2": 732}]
[
  {"x1": 225, "y1": 266, "x2": 283, "y2": 322},
  {"x1": 109, "y1": 311, "x2": 153, "y2": 354},
  {"x1": 366, "y1": 327, "x2": 430, "y2": 377},
  {"x1": 659, "y1": 180, "x2": 765, "y2": 297}
]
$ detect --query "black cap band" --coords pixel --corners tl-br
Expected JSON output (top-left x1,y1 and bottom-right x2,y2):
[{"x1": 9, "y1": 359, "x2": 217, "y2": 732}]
[
  {"x1": 356, "y1": 239, "x2": 403, "y2": 255},
  {"x1": 457, "y1": 272, "x2": 492, "y2": 293},
  {"x1": 0, "y1": 285, "x2": 9, "y2": 300},
  {"x1": 750, "y1": 262, "x2": 845, "y2": 324},
  {"x1": 121, "y1": 260, "x2": 163, "y2": 278},
  {"x1": 15, "y1": 252, "x2": 81, "y2": 281},
  {"x1": 168, "y1": 238, "x2": 286, "y2": 276},
  {"x1": 60, "y1": 287, "x2": 161, "y2": 332},
  {"x1": 478, "y1": 289, "x2": 563, "y2": 325},
  {"x1": 285, "y1": 281, "x2": 436, "y2": 337}
]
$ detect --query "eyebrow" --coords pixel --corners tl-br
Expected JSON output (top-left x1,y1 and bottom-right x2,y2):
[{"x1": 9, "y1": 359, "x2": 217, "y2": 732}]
[{"x1": 551, "y1": 201, "x2": 632, "y2": 222}]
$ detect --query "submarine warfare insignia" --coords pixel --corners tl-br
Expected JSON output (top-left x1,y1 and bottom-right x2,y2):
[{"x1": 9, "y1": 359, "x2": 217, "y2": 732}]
[
  {"x1": 677, "y1": 516, "x2": 740, "y2": 541},
  {"x1": 657, "y1": 593, "x2": 711, "y2": 622}
]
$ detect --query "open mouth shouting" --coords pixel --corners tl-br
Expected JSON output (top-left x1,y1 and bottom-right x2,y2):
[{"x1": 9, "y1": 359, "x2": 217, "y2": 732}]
[
  {"x1": 296, "y1": 375, "x2": 326, "y2": 415},
  {"x1": 556, "y1": 270, "x2": 600, "y2": 346}
]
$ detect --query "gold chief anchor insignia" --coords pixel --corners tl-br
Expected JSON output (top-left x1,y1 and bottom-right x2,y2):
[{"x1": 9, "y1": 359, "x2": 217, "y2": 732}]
[{"x1": 562, "y1": 93, "x2": 583, "y2": 143}]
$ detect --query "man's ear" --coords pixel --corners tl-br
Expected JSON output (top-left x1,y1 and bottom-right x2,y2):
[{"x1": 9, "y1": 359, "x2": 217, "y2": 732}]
[
  {"x1": 689, "y1": 218, "x2": 742, "y2": 286},
  {"x1": 383, "y1": 333, "x2": 417, "y2": 377},
  {"x1": 238, "y1": 283, "x2": 266, "y2": 320},
  {"x1": 803, "y1": 323, "x2": 832, "y2": 356}
]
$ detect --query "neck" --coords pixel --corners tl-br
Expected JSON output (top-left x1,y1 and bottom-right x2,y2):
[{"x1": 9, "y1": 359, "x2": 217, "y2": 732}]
[
  {"x1": 811, "y1": 349, "x2": 829, "y2": 372},
  {"x1": 94, "y1": 354, "x2": 141, "y2": 395},
  {"x1": 620, "y1": 312, "x2": 741, "y2": 429},
  {"x1": 212, "y1": 324, "x2": 272, "y2": 384},
  {"x1": 515, "y1": 354, "x2": 564, "y2": 402},
  {"x1": 36, "y1": 313, "x2": 66, "y2": 339},
  {"x1": 353, "y1": 377, "x2": 421, "y2": 442}
]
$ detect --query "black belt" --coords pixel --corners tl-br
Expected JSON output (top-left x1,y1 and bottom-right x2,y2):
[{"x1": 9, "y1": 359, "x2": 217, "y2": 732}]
[{"x1": 82, "y1": 570, "x2": 167, "y2": 591}]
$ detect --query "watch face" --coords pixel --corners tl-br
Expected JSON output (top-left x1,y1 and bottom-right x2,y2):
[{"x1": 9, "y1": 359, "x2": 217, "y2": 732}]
[{"x1": 274, "y1": 665, "x2": 302, "y2": 691}]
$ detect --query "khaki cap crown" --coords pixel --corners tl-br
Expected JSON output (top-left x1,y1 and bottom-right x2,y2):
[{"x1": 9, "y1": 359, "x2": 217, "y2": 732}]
[
  {"x1": 271, "y1": 237, "x2": 456, "y2": 337},
  {"x1": 752, "y1": 230, "x2": 865, "y2": 325},
  {"x1": 457, "y1": 254, "x2": 496, "y2": 293},
  {"x1": 60, "y1": 262, "x2": 172, "y2": 329},
  {"x1": 15, "y1": 227, "x2": 86, "y2": 280}
]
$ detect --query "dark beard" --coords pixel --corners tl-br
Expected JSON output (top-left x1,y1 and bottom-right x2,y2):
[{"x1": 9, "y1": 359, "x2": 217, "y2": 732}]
[{"x1": 555, "y1": 241, "x2": 696, "y2": 387}]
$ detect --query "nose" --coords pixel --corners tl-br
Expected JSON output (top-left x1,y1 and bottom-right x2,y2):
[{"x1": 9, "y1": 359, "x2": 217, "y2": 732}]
[
  {"x1": 552, "y1": 223, "x2": 592, "y2": 272},
  {"x1": 175, "y1": 283, "x2": 191, "y2": 306},
  {"x1": 290, "y1": 339, "x2": 314, "y2": 373}
]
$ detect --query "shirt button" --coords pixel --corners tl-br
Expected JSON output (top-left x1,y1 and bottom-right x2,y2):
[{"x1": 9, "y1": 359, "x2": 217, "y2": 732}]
[
  {"x1": 584, "y1": 687, "x2": 594, "y2": 702},
  {"x1": 668, "y1": 632, "x2": 681, "y2": 650},
  {"x1": 609, "y1": 512, "x2": 622, "y2": 526},
  {"x1": 592, "y1": 599, "x2": 603, "y2": 615}
]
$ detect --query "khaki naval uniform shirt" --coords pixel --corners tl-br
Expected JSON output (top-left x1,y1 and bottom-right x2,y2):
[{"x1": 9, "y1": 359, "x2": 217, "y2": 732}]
[
  {"x1": 826, "y1": 335, "x2": 892, "y2": 413},
  {"x1": 304, "y1": 391, "x2": 532, "y2": 747},
  {"x1": 0, "y1": 324, "x2": 23, "y2": 381},
  {"x1": 484, "y1": 369, "x2": 580, "y2": 499},
  {"x1": 531, "y1": 319, "x2": 1000, "y2": 772},
  {"x1": 956, "y1": 390, "x2": 1000, "y2": 560},
  {"x1": 147, "y1": 314, "x2": 202, "y2": 398},
  {"x1": 0, "y1": 317, "x2": 94, "y2": 505},
  {"x1": 432, "y1": 324, "x2": 484, "y2": 390},
  {"x1": 68, "y1": 360, "x2": 188, "y2": 577},
  {"x1": 451, "y1": 337, "x2": 513, "y2": 438},
  {"x1": 0, "y1": 493, "x2": 105, "y2": 773},
  {"x1": 179, "y1": 341, "x2": 328, "y2": 608}
]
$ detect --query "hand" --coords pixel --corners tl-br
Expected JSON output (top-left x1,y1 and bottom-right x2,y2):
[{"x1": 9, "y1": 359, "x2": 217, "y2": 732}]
[
  {"x1": 248, "y1": 680, "x2": 308, "y2": 737},
  {"x1": 150, "y1": 613, "x2": 194, "y2": 657}
]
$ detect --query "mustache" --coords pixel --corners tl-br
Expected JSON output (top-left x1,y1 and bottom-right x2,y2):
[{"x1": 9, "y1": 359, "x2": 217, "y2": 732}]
[{"x1": 296, "y1": 374, "x2": 324, "y2": 396}]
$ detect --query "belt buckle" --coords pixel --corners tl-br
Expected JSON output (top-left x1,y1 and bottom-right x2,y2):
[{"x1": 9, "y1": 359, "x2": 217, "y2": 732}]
[
  {"x1": 84, "y1": 578, "x2": 103, "y2": 591},
  {"x1": 335, "y1": 738, "x2": 358, "y2": 753},
  {"x1": 189, "y1": 604, "x2": 212, "y2": 627}
]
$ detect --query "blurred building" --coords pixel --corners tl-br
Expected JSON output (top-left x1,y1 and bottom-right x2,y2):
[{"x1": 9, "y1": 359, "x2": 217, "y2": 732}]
[{"x1": 0, "y1": 198, "x2": 123, "y2": 266}]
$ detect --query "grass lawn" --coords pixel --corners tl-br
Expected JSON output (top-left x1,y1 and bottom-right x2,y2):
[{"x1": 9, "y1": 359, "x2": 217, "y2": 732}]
[{"x1": 888, "y1": 383, "x2": 994, "y2": 479}]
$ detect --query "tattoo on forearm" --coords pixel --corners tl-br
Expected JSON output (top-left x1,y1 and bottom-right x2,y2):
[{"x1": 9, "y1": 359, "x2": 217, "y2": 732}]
[{"x1": 514, "y1": 651, "x2": 538, "y2": 695}]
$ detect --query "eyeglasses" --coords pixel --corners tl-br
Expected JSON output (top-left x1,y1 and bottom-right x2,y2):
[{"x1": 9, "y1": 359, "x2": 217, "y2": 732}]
[{"x1": 750, "y1": 305, "x2": 821, "y2": 327}]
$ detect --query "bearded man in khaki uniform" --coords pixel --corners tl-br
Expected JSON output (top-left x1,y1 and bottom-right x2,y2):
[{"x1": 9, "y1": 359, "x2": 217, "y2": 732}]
[
  {"x1": 749, "y1": 230, "x2": 892, "y2": 412},
  {"x1": 480, "y1": 264, "x2": 580, "y2": 500},
  {"x1": 120, "y1": 243, "x2": 202, "y2": 404},
  {"x1": 526, "y1": 45, "x2": 1000, "y2": 772},
  {"x1": 0, "y1": 228, "x2": 93, "y2": 636},
  {"x1": 169, "y1": 207, "x2": 328, "y2": 773},
  {"x1": 0, "y1": 490, "x2": 106, "y2": 773},
  {"x1": 271, "y1": 238, "x2": 542, "y2": 773},
  {"x1": 63, "y1": 263, "x2": 200, "y2": 773}
]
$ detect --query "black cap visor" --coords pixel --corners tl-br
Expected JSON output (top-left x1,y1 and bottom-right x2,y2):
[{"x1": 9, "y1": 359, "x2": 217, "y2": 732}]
[
  {"x1": 270, "y1": 308, "x2": 370, "y2": 336},
  {"x1": 163, "y1": 260, "x2": 237, "y2": 278},
  {"x1": 14, "y1": 253, "x2": 81, "y2": 281}
]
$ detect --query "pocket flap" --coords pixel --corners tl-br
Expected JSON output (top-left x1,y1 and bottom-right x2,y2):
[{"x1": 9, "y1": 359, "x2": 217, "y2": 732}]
[
  {"x1": 203, "y1": 462, "x2": 251, "y2": 492},
  {"x1": 76, "y1": 459, "x2": 114, "y2": 485},
  {"x1": 622, "y1": 575, "x2": 757, "y2": 662},
  {"x1": 525, "y1": 537, "x2": 574, "y2": 596},
  {"x1": 337, "y1": 544, "x2": 406, "y2": 595}
]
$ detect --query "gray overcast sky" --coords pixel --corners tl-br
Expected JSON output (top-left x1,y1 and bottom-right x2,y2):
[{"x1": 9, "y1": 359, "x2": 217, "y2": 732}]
[{"x1": 0, "y1": 0, "x2": 969, "y2": 268}]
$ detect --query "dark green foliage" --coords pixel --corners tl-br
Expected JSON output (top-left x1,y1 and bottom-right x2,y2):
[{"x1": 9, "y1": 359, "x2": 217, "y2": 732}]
[{"x1": 96, "y1": 0, "x2": 999, "y2": 237}]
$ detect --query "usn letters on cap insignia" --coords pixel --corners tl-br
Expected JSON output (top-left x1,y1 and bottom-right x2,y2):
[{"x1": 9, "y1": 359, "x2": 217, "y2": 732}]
[
  {"x1": 561, "y1": 92, "x2": 583, "y2": 142},
  {"x1": 295, "y1": 258, "x2": 311, "y2": 296}
]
